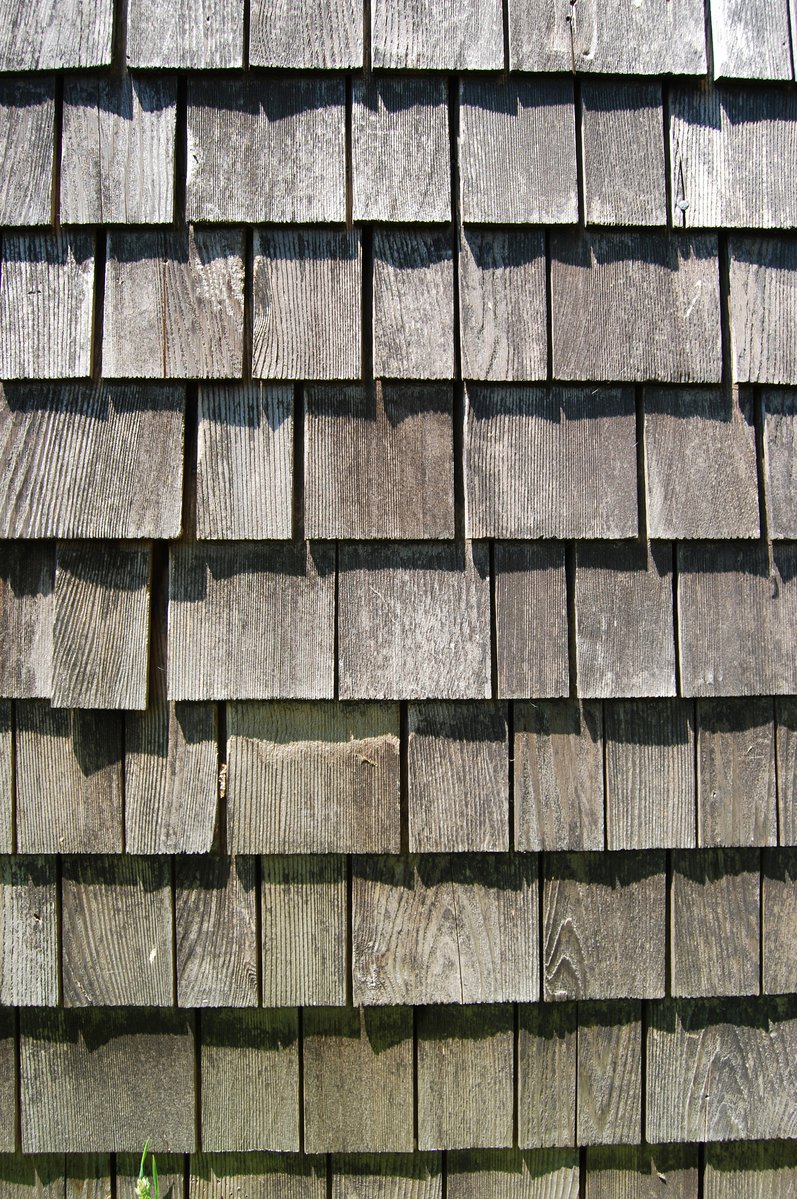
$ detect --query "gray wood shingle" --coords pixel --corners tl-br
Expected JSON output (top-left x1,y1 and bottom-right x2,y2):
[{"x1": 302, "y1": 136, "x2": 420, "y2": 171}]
[
  {"x1": 447, "y1": 1150, "x2": 579, "y2": 1199},
  {"x1": 249, "y1": 0, "x2": 362, "y2": 66},
  {"x1": 0, "y1": 857, "x2": 58, "y2": 1006},
  {"x1": 0, "y1": 79, "x2": 54, "y2": 226},
  {"x1": 730, "y1": 237, "x2": 797, "y2": 384},
  {"x1": 762, "y1": 849, "x2": 797, "y2": 994},
  {"x1": 127, "y1": 0, "x2": 243, "y2": 67},
  {"x1": 517, "y1": 1005, "x2": 577, "y2": 1148},
  {"x1": 494, "y1": 542, "x2": 569, "y2": 699},
  {"x1": 577, "y1": 1002, "x2": 642, "y2": 1146},
  {"x1": 762, "y1": 389, "x2": 797, "y2": 538},
  {"x1": 459, "y1": 231, "x2": 546, "y2": 382},
  {"x1": 261, "y1": 855, "x2": 347, "y2": 1006},
  {"x1": 581, "y1": 81, "x2": 666, "y2": 226},
  {"x1": 332, "y1": 1153, "x2": 442, "y2": 1199},
  {"x1": 0, "y1": 705, "x2": 10, "y2": 854},
  {"x1": 191, "y1": 1154, "x2": 324, "y2": 1199},
  {"x1": 373, "y1": 231, "x2": 454, "y2": 380},
  {"x1": 371, "y1": 0, "x2": 503, "y2": 69},
  {"x1": 585, "y1": 1147, "x2": 698, "y2": 1198},
  {"x1": 778, "y1": 698, "x2": 797, "y2": 846},
  {"x1": 710, "y1": 0, "x2": 793, "y2": 80},
  {"x1": 176, "y1": 856, "x2": 259, "y2": 1007},
  {"x1": 0, "y1": 543, "x2": 53, "y2": 699},
  {"x1": 0, "y1": 0, "x2": 113, "y2": 69},
  {"x1": 704, "y1": 1142, "x2": 797, "y2": 1198},
  {"x1": 697, "y1": 698, "x2": 777, "y2": 847}
]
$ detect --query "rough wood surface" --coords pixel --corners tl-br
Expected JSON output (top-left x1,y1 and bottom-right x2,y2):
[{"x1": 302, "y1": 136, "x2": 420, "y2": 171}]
[
  {"x1": 187, "y1": 79, "x2": 344, "y2": 223},
  {"x1": 250, "y1": 0, "x2": 361, "y2": 65},
  {"x1": 494, "y1": 542, "x2": 569, "y2": 699},
  {"x1": 176, "y1": 856, "x2": 258, "y2": 1007},
  {"x1": 61, "y1": 77, "x2": 176, "y2": 224},
  {"x1": 697, "y1": 698, "x2": 777, "y2": 846},
  {"x1": 517, "y1": 1004, "x2": 577, "y2": 1149},
  {"x1": 762, "y1": 389, "x2": 797, "y2": 537},
  {"x1": 0, "y1": 0, "x2": 113, "y2": 68},
  {"x1": 407, "y1": 702, "x2": 508, "y2": 852},
  {"x1": 352, "y1": 855, "x2": 539, "y2": 1005},
  {"x1": 64, "y1": 1156, "x2": 110, "y2": 1199},
  {"x1": 253, "y1": 229, "x2": 361, "y2": 380},
  {"x1": 126, "y1": 0, "x2": 243, "y2": 66},
  {"x1": 0, "y1": 704, "x2": 10, "y2": 855},
  {"x1": 0, "y1": 79, "x2": 54, "y2": 225},
  {"x1": 191, "y1": 1156, "x2": 325, "y2": 1199},
  {"x1": 261, "y1": 855, "x2": 347, "y2": 1006},
  {"x1": 585, "y1": 1146, "x2": 699, "y2": 1198},
  {"x1": 168, "y1": 542, "x2": 335, "y2": 701},
  {"x1": 777, "y1": 699, "x2": 797, "y2": 845},
  {"x1": 117, "y1": 1155, "x2": 185, "y2": 1199},
  {"x1": 200, "y1": 1009, "x2": 299, "y2": 1152},
  {"x1": 459, "y1": 79, "x2": 577, "y2": 224},
  {"x1": 711, "y1": 0, "x2": 792, "y2": 79},
  {"x1": 371, "y1": 0, "x2": 503, "y2": 68},
  {"x1": 304, "y1": 383, "x2": 454, "y2": 540},
  {"x1": 303, "y1": 1007, "x2": 414, "y2": 1153},
  {"x1": 543, "y1": 853, "x2": 666, "y2": 1001},
  {"x1": 447, "y1": 1150, "x2": 579, "y2": 1199},
  {"x1": 762, "y1": 849, "x2": 797, "y2": 994},
  {"x1": 705, "y1": 1141, "x2": 797, "y2": 1198},
  {"x1": 338, "y1": 542, "x2": 491, "y2": 701},
  {"x1": 577, "y1": 1003, "x2": 642, "y2": 1146},
  {"x1": 0, "y1": 857, "x2": 57, "y2": 1006},
  {"x1": 0, "y1": 1156, "x2": 65, "y2": 1199},
  {"x1": 604, "y1": 700, "x2": 696, "y2": 850},
  {"x1": 373, "y1": 231, "x2": 454, "y2": 380},
  {"x1": 0, "y1": 543, "x2": 53, "y2": 699},
  {"x1": 352, "y1": 78, "x2": 449, "y2": 223},
  {"x1": 417, "y1": 1006, "x2": 513, "y2": 1150},
  {"x1": 333, "y1": 1154, "x2": 442, "y2": 1199},
  {"x1": 581, "y1": 81, "x2": 666, "y2": 226},
  {"x1": 61, "y1": 856, "x2": 173, "y2": 1007},
  {"x1": 730, "y1": 237, "x2": 797, "y2": 384},
  {"x1": 459, "y1": 232, "x2": 546, "y2": 383},
  {"x1": 104, "y1": 229, "x2": 244, "y2": 379},
  {"x1": 0, "y1": 1014, "x2": 16, "y2": 1144}
]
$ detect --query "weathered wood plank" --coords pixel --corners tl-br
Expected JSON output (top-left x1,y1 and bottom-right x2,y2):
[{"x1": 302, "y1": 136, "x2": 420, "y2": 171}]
[
  {"x1": 353, "y1": 79, "x2": 449, "y2": 223},
  {"x1": 517, "y1": 1004, "x2": 577, "y2": 1149},
  {"x1": 0, "y1": 857, "x2": 57, "y2": 1005},
  {"x1": 777, "y1": 698, "x2": 797, "y2": 845},
  {"x1": 20, "y1": 1008, "x2": 196, "y2": 1152},
  {"x1": 697, "y1": 698, "x2": 776, "y2": 846},
  {"x1": 581, "y1": 81, "x2": 666, "y2": 226},
  {"x1": 250, "y1": 0, "x2": 361, "y2": 65},
  {"x1": 0, "y1": 543, "x2": 53, "y2": 699},
  {"x1": 303, "y1": 1007, "x2": 414, "y2": 1153},
  {"x1": 604, "y1": 700, "x2": 696, "y2": 850},
  {"x1": 191, "y1": 1156, "x2": 324, "y2": 1199},
  {"x1": 408, "y1": 702, "x2": 508, "y2": 852},
  {"x1": 0, "y1": 79, "x2": 54, "y2": 225},
  {"x1": 543, "y1": 853, "x2": 666, "y2": 1001},
  {"x1": 0, "y1": 703, "x2": 10, "y2": 854},
  {"x1": 253, "y1": 229, "x2": 360, "y2": 380},
  {"x1": 577, "y1": 1002, "x2": 642, "y2": 1146},
  {"x1": 168, "y1": 542, "x2": 335, "y2": 701},
  {"x1": 730, "y1": 237, "x2": 797, "y2": 384},
  {"x1": 671, "y1": 849, "x2": 760, "y2": 997},
  {"x1": 338, "y1": 542, "x2": 491, "y2": 701},
  {"x1": 333, "y1": 1154, "x2": 442, "y2": 1199},
  {"x1": 16, "y1": 701, "x2": 123, "y2": 853},
  {"x1": 575, "y1": 542, "x2": 676, "y2": 699},
  {"x1": 371, "y1": 0, "x2": 503, "y2": 68},
  {"x1": 585, "y1": 1146, "x2": 698, "y2": 1198},
  {"x1": 227, "y1": 701, "x2": 400, "y2": 854},
  {"x1": 762, "y1": 849, "x2": 797, "y2": 994},
  {"x1": 62, "y1": 856, "x2": 173, "y2": 1007},
  {"x1": 261, "y1": 855, "x2": 346, "y2": 1006},
  {"x1": 677, "y1": 543, "x2": 797, "y2": 696},
  {"x1": 373, "y1": 231, "x2": 454, "y2": 380},
  {"x1": 762, "y1": 389, "x2": 797, "y2": 537},
  {"x1": 127, "y1": 0, "x2": 243, "y2": 66},
  {"x1": 176, "y1": 856, "x2": 258, "y2": 1007},
  {"x1": 187, "y1": 79, "x2": 344, "y2": 223},
  {"x1": 65, "y1": 1156, "x2": 110, "y2": 1199},
  {"x1": 117, "y1": 1155, "x2": 185, "y2": 1199},
  {"x1": 644, "y1": 387, "x2": 759, "y2": 539},
  {"x1": 459, "y1": 233, "x2": 546, "y2": 383},
  {"x1": 0, "y1": 1155, "x2": 63, "y2": 1199},
  {"x1": 304, "y1": 383, "x2": 454, "y2": 540},
  {"x1": 201, "y1": 1009, "x2": 299, "y2": 1151},
  {"x1": 0, "y1": 0, "x2": 113, "y2": 68},
  {"x1": 417, "y1": 1006, "x2": 513, "y2": 1150},
  {"x1": 705, "y1": 1141, "x2": 797, "y2": 1198},
  {"x1": 104, "y1": 229, "x2": 244, "y2": 380},
  {"x1": 711, "y1": 0, "x2": 792, "y2": 79},
  {"x1": 352, "y1": 855, "x2": 539, "y2": 1005},
  {"x1": 447, "y1": 1150, "x2": 579, "y2": 1199},
  {"x1": 551, "y1": 233, "x2": 721, "y2": 383},
  {"x1": 494, "y1": 543, "x2": 569, "y2": 699},
  {"x1": 460, "y1": 79, "x2": 577, "y2": 224},
  {"x1": 61, "y1": 77, "x2": 175, "y2": 224},
  {"x1": 0, "y1": 233, "x2": 94, "y2": 380}
]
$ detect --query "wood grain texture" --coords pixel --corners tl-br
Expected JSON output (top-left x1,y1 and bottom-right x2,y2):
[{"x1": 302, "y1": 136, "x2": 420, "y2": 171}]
[
  {"x1": 352, "y1": 78, "x2": 449, "y2": 222},
  {"x1": 0, "y1": 857, "x2": 57, "y2": 1006},
  {"x1": 417, "y1": 1006, "x2": 513, "y2": 1150},
  {"x1": 261, "y1": 855, "x2": 346, "y2": 1006},
  {"x1": 494, "y1": 542, "x2": 569, "y2": 699},
  {"x1": 575, "y1": 542, "x2": 676, "y2": 699},
  {"x1": 104, "y1": 229, "x2": 244, "y2": 379},
  {"x1": 65, "y1": 1156, "x2": 109, "y2": 1199},
  {"x1": 762, "y1": 389, "x2": 797, "y2": 536},
  {"x1": 0, "y1": 233, "x2": 94, "y2": 380},
  {"x1": 16, "y1": 701, "x2": 123, "y2": 853},
  {"x1": 711, "y1": 0, "x2": 792, "y2": 79},
  {"x1": 585, "y1": 1145, "x2": 698, "y2": 1198},
  {"x1": 0, "y1": 79, "x2": 54, "y2": 225},
  {"x1": 338, "y1": 542, "x2": 491, "y2": 701},
  {"x1": 0, "y1": 0, "x2": 113, "y2": 68},
  {"x1": 52, "y1": 541, "x2": 151, "y2": 710},
  {"x1": 253, "y1": 229, "x2": 361, "y2": 380},
  {"x1": 187, "y1": 79, "x2": 344, "y2": 222},
  {"x1": 604, "y1": 700, "x2": 696, "y2": 850},
  {"x1": 447, "y1": 1150, "x2": 579, "y2": 1199},
  {"x1": 303, "y1": 1007, "x2": 414, "y2": 1153},
  {"x1": 577, "y1": 1002, "x2": 642, "y2": 1146},
  {"x1": 200, "y1": 1009, "x2": 299, "y2": 1151},
  {"x1": 352, "y1": 855, "x2": 539, "y2": 1005},
  {"x1": 705, "y1": 1142, "x2": 797, "y2": 1198},
  {"x1": 777, "y1": 698, "x2": 797, "y2": 845},
  {"x1": 0, "y1": 1040, "x2": 15, "y2": 1151},
  {"x1": 459, "y1": 79, "x2": 577, "y2": 224},
  {"x1": 197, "y1": 384, "x2": 292, "y2": 540},
  {"x1": 0, "y1": 1155, "x2": 64, "y2": 1199},
  {"x1": 117, "y1": 1154, "x2": 185, "y2": 1199},
  {"x1": 677, "y1": 543, "x2": 797, "y2": 696},
  {"x1": 514, "y1": 702, "x2": 604, "y2": 852},
  {"x1": 0, "y1": 704, "x2": 10, "y2": 854},
  {"x1": 176, "y1": 856, "x2": 258, "y2": 1007},
  {"x1": 517, "y1": 1004, "x2": 577, "y2": 1148},
  {"x1": 250, "y1": 0, "x2": 361, "y2": 65},
  {"x1": 126, "y1": 0, "x2": 243, "y2": 66},
  {"x1": 371, "y1": 0, "x2": 502, "y2": 68},
  {"x1": 646, "y1": 998, "x2": 797, "y2": 1142},
  {"x1": 551, "y1": 233, "x2": 721, "y2": 383},
  {"x1": 459, "y1": 233, "x2": 546, "y2": 382},
  {"x1": 20, "y1": 1008, "x2": 196, "y2": 1152},
  {"x1": 762, "y1": 849, "x2": 797, "y2": 994},
  {"x1": 0, "y1": 543, "x2": 53, "y2": 699},
  {"x1": 373, "y1": 231, "x2": 454, "y2": 380},
  {"x1": 0, "y1": 382, "x2": 185, "y2": 539},
  {"x1": 304, "y1": 383, "x2": 455, "y2": 539},
  {"x1": 730, "y1": 237, "x2": 797, "y2": 383},
  {"x1": 643, "y1": 387, "x2": 759, "y2": 539},
  {"x1": 191, "y1": 1156, "x2": 324, "y2": 1199},
  {"x1": 227, "y1": 701, "x2": 400, "y2": 854},
  {"x1": 543, "y1": 853, "x2": 666, "y2": 1001},
  {"x1": 333, "y1": 1154, "x2": 442, "y2": 1199},
  {"x1": 61, "y1": 77, "x2": 176, "y2": 224},
  {"x1": 581, "y1": 81, "x2": 666, "y2": 226},
  {"x1": 168, "y1": 542, "x2": 335, "y2": 701},
  {"x1": 407, "y1": 701, "x2": 508, "y2": 852},
  {"x1": 697, "y1": 698, "x2": 776, "y2": 846}
]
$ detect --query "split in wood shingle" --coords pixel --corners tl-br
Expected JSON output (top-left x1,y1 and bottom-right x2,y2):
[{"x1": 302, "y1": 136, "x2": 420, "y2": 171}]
[
  {"x1": 0, "y1": 543, "x2": 53, "y2": 700},
  {"x1": 0, "y1": 0, "x2": 113, "y2": 70},
  {"x1": 762, "y1": 849, "x2": 797, "y2": 994},
  {"x1": 696, "y1": 698, "x2": 777, "y2": 846},
  {"x1": 517, "y1": 1005, "x2": 577, "y2": 1149},
  {"x1": 373, "y1": 231, "x2": 455, "y2": 380},
  {"x1": 494, "y1": 542, "x2": 569, "y2": 699},
  {"x1": 710, "y1": 0, "x2": 794, "y2": 80},
  {"x1": 371, "y1": 0, "x2": 503, "y2": 69},
  {"x1": 581, "y1": 81, "x2": 666, "y2": 227},
  {"x1": 762, "y1": 389, "x2": 797, "y2": 538},
  {"x1": 0, "y1": 857, "x2": 57, "y2": 1006},
  {"x1": 126, "y1": 0, "x2": 244, "y2": 68},
  {"x1": 249, "y1": 0, "x2": 362, "y2": 67},
  {"x1": 261, "y1": 855, "x2": 347, "y2": 1007},
  {"x1": 0, "y1": 79, "x2": 54, "y2": 226},
  {"x1": 576, "y1": 1002, "x2": 642, "y2": 1146},
  {"x1": 176, "y1": 855, "x2": 258, "y2": 1008}
]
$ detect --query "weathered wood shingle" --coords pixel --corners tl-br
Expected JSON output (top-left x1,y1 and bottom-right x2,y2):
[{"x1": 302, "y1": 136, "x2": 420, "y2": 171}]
[
  {"x1": 459, "y1": 232, "x2": 547, "y2": 382},
  {"x1": 762, "y1": 849, "x2": 797, "y2": 994},
  {"x1": 0, "y1": 543, "x2": 53, "y2": 699},
  {"x1": 261, "y1": 855, "x2": 347, "y2": 1006},
  {"x1": 697, "y1": 698, "x2": 777, "y2": 846},
  {"x1": 176, "y1": 856, "x2": 259, "y2": 1007},
  {"x1": 704, "y1": 1142, "x2": 797, "y2": 1198},
  {"x1": 249, "y1": 0, "x2": 362, "y2": 66},
  {"x1": 710, "y1": 0, "x2": 793, "y2": 80},
  {"x1": 0, "y1": 0, "x2": 113, "y2": 69},
  {"x1": 729, "y1": 237, "x2": 797, "y2": 384},
  {"x1": 762, "y1": 389, "x2": 797, "y2": 537},
  {"x1": 585, "y1": 1146, "x2": 698, "y2": 1198},
  {"x1": 127, "y1": 0, "x2": 243, "y2": 67},
  {"x1": 517, "y1": 1005, "x2": 577, "y2": 1148},
  {"x1": 0, "y1": 80, "x2": 54, "y2": 226},
  {"x1": 447, "y1": 1150, "x2": 579, "y2": 1199},
  {"x1": 373, "y1": 231, "x2": 454, "y2": 380},
  {"x1": 371, "y1": 0, "x2": 503, "y2": 69},
  {"x1": 0, "y1": 857, "x2": 57, "y2": 1006},
  {"x1": 577, "y1": 1002, "x2": 642, "y2": 1146},
  {"x1": 581, "y1": 82, "x2": 666, "y2": 226},
  {"x1": 494, "y1": 543, "x2": 569, "y2": 699},
  {"x1": 191, "y1": 1154, "x2": 324, "y2": 1199}
]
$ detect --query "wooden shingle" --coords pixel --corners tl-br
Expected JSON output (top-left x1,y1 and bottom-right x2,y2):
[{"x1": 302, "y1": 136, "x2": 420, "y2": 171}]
[
  {"x1": 127, "y1": 0, "x2": 243, "y2": 67},
  {"x1": 585, "y1": 1146, "x2": 698, "y2": 1198},
  {"x1": 117, "y1": 1156, "x2": 185, "y2": 1199},
  {"x1": 253, "y1": 229, "x2": 361, "y2": 381},
  {"x1": 762, "y1": 849, "x2": 797, "y2": 994},
  {"x1": 191, "y1": 1155, "x2": 324, "y2": 1199},
  {"x1": 517, "y1": 1004, "x2": 577, "y2": 1149},
  {"x1": 581, "y1": 82, "x2": 666, "y2": 227},
  {"x1": 373, "y1": 231, "x2": 454, "y2": 380},
  {"x1": 0, "y1": 79, "x2": 54, "y2": 225},
  {"x1": 0, "y1": 857, "x2": 57, "y2": 1006},
  {"x1": 762, "y1": 389, "x2": 797, "y2": 537},
  {"x1": 697, "y1": 699, "x2": 777, "y2": 847},
  {"x1": 333, "y1": 1154, "x2": 442, "y2": 1199},
  {"x1": 710, "y1": 0, "x2": 793, "y2": 80},
  {"x1": 0, "y1": 1156, "x2": 63, "y2": 1199},
  {"x1": 494, "y1": 543, "x2": 569, "y2": 699},
  {"x1": 730, "y1": 237, "x2": 797, "y2": 384},
  {"x1": 0, "y1": 543, "x2": 53, "y2": 699},
  {"x1": 187, "y1": 80, "x2": 344, "y2": 223},
  {"x1": 459, "y1": 80, "x2": 577, "y2": 224},
  {"x1": 249, "y1": 0, "x2": 362, "y2": 66},
  {"x1": 262, "y1": 855, "x2": 347, "y2": 1007},
  {"x1": 459, "y1": 232, "x2": 546, "y2": 383},
  {"x1": 704, "y1": 1142, "x2": 797, "y2": 1199},
  {"x1": 447, "y1": 1150, "x2": 579, "y2": 1199},
  {"x1": 0, "y1": 704, "x2": 10, "y2": 853},
  {"x1": 176, "y1": 856, "x2": 258, "y2": 1007},
  {"x1": 65, "y1": 1156, "x2": 110, "y2": 1199},
  {"x1": 371, "y1": 0, "x2": 503, "y2": 69},
  {"x1": 0, "y1": 0, "x2": 113, "y2": 69},
  {"x1": 778, "y1": 699, "x2": 797, "y2": 845},
  {"x1": 352, "y1": 79, "x2": 450, "y2": 223},
  {"x1": 304, "y1": 383, "x2": 455, "y2": 540},
  {"x1": 465, "y1": 385, "x2": 637, "y2": 538},
  {"x1": 577, "y1": 1003, "x2": 642, "y2": 1146}
]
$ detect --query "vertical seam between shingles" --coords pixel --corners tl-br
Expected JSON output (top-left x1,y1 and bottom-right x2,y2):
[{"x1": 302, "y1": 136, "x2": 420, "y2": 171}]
[
  {"x1": 512, "y1": 1001, "x2": 519, "y2": 1147},
  {"x1": 293, "y1": 382, "x2": 305, "y2": 541},
  {"x1": 170, "y1": 855, "x2": 179, "y2": 1006},
  {"x1": 215, "y1": 701, "x2": 228, "y2": 856},
  {"x1": 52, "y1": 76, "x2": 64, "y2": 227},
  {"x1": 399, "y1": 701, "x2": 409, "y2": 853},
  {"x1": 636, "y1": 385, "x2": 648, "y2": 543},
  {"x1": 345, "y1": 854, "x2": 353, "y2": 1006},
  {"x1": 297, "y1": 1006, "x2": 306, "y2": 1153},
  {"x1": 345, "y1": 76, "x2": 353, "y2": 229},
  {"x1": 774, "y1": 697, "x2": 782, "y2": 846},
  {"x1": 91, "y1": 228, "x2": 107, "y2": 382},
  {"x1": 753, "y1": 385, "x2": 770, "y2": 544},
  {"x1": 671, "y1": 541, "x2": 681, "y2": 698},
  {"x1": 412, "y1": 1005, "x2": 419, "y2": 1149},
  {"x1": 9, "y1": 701, "x2": 17, "y2": 854},
  {"x1": 573, "y1": 75, "x2": 585, "y2": 228},
  {"x1": 507, "y1": 700, "x2": 515, "y2": 851},
  {"x1": 661, "y1": 79, "x2": 675, "y2": 228}
]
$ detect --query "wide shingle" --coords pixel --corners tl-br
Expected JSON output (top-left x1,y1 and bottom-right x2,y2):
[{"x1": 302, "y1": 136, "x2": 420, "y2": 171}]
[
  {"x1": 710, "y1": 0, "x2": 793, "y2": 80},
  {"x1": 0, "y1": 80, "x2": 54, "y2": 226},
  {"x1": 249, "y1": 0, "x2": 362, "y2": 67},
  {"x1": 371, "y1": 0, "x2": 503, "y2": 69},
  {"x1": 581, "y1": 81, "x2": 666, "y2": 227},
  {"x1": 127, "y1": 0, "x2": 243, "y2": 67},
  {"x1": 0, "y1": 0, "x2": 113, "y2": 69}
]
